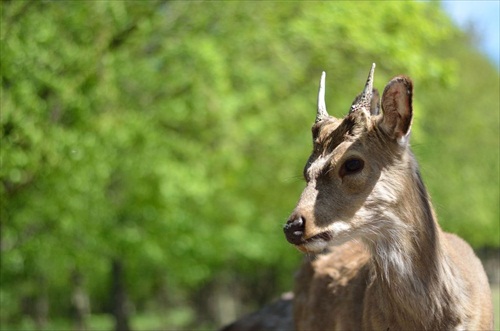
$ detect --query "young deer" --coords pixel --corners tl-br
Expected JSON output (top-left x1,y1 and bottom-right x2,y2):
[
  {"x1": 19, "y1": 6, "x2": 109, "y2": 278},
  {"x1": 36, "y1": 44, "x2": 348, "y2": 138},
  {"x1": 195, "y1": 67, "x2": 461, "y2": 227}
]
[
  {"x1": 284, "y1": 64, "x2": 493, "y2": 330},
  {"x1": 222, "y1": 65, "x2": 493, "y2": 331}
]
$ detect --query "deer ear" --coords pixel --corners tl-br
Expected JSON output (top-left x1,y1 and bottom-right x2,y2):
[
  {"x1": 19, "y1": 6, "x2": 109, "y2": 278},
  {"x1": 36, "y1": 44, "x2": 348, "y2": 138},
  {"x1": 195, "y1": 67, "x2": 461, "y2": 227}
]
[{"x1": 379, "y1": 76, "x2": 413, "y2": 144}]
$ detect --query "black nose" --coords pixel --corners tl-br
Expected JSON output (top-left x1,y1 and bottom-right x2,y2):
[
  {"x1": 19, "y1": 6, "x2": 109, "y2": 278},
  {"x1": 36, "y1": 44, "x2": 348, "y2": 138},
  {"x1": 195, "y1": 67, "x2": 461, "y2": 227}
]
[{"x1": 283, "y1": 216, "x2": 305, "y2": 245}]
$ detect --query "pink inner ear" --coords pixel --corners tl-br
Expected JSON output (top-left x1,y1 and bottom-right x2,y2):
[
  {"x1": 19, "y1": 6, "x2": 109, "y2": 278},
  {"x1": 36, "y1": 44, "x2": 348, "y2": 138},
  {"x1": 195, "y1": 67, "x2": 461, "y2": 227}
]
[{"x1": 380, "y1": 77, "x2": 413, "y2": 140}]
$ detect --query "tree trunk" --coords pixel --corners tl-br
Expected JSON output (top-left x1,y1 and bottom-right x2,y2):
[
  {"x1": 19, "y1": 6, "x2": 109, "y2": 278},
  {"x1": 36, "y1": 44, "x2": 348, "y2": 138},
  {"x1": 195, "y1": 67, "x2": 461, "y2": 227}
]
[
  {"x1": 34, "y1": 276, "x2": 49, "y2": 330},
  {"x1": 111, "y1": 259, "x2": 131, "y2": 331},
  {"x1": 192, "y1": 272, "x2": 242, "y2": 327},
  {"x1": 71, "y1": 270, "x2": 90, "y2": 331}
]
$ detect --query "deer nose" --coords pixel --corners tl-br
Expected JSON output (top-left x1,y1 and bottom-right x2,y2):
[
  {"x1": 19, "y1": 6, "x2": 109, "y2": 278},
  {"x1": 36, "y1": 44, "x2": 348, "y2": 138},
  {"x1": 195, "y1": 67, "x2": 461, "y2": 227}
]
[{"x1": 284, "y1": 216, "x2": 305, "y2": 245}]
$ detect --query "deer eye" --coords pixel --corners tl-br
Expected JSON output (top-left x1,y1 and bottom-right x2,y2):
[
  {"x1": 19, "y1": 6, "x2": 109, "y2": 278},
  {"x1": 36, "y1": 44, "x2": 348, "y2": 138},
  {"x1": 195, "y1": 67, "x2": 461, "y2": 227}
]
[{"x1": 341, "y1": 158, "x2": 364, "y2": 176}]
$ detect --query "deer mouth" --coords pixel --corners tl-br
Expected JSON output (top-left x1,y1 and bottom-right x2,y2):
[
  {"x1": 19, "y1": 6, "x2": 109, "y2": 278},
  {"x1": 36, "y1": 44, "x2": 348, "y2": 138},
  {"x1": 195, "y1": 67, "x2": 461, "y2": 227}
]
[
  {"x1": 305, "y1": 231, "x2": 333, "y2": 243},
  {"x1": 297, "y1": 232, "x2": 333, "y2": 253}
]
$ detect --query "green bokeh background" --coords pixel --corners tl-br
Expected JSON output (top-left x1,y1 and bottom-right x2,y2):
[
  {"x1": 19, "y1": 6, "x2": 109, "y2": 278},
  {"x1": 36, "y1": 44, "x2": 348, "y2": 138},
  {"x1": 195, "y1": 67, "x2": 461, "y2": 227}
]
[{"x1": 1, "y1": 1, "x2": 498, "y2": 329}]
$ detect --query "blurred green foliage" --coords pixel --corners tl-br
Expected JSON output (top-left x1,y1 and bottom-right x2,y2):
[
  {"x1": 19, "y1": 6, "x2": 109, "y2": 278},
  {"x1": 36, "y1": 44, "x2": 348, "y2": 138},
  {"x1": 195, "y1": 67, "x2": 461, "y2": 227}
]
[{"x1": 1, "y1": 1, "x2": 498, "y2": 329}]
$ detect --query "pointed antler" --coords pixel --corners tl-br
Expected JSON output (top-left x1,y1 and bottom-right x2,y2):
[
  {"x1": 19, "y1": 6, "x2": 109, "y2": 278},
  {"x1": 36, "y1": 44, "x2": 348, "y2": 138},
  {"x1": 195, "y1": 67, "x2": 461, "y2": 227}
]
[
  {"x1": 350, "y1": 63, "x2": 376, "y2": 115},
  {"x1": 316, "y1": 71, "x2": 329, "y2": 122}
]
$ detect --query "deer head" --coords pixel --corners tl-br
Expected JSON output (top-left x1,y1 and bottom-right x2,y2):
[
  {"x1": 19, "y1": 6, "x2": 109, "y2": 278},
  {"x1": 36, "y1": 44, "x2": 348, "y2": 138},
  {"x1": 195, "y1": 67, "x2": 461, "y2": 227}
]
[{"x1": 284, "y1": 64, "x2": 414, "y2": 253}]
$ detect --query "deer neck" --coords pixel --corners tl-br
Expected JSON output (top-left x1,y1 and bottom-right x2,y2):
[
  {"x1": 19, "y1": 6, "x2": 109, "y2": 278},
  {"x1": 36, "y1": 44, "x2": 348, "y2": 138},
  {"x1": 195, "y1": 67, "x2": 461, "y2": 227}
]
[{"x1": 361, "y1": 152, "x2": 465, "y2": 327}]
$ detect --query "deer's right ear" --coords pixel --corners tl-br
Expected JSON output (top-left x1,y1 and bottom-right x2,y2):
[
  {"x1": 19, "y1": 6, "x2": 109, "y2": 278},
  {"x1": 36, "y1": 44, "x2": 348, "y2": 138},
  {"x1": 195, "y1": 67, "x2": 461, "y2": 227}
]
[{"x1": 379, "y1": 76, "x2": 413, "y2": 145}]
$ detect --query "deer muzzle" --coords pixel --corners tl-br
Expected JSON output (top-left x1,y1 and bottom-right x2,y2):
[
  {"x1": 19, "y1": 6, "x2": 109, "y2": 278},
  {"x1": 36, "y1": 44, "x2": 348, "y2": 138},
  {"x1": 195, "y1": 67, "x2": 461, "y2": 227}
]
[{"x1": 283, "y1": 216, "x2": 305, "y2": 245}]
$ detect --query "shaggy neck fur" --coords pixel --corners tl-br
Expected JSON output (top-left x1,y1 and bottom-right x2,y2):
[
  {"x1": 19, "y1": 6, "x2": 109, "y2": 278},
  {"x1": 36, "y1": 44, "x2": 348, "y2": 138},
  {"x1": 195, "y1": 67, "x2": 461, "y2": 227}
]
[{"x1": 362, "y1": 150, "x2": 466, "y2": 329}]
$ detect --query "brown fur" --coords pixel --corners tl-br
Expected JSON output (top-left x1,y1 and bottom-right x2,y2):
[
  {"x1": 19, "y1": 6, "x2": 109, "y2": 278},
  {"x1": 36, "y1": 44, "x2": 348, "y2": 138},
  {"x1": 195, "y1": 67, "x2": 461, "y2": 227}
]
[
  {"x1": 222, "y1": 70, "x2": 493, "y2": 331},
  {"x1": 288, "y1": 73, "x2": 493, "y2": 330}
]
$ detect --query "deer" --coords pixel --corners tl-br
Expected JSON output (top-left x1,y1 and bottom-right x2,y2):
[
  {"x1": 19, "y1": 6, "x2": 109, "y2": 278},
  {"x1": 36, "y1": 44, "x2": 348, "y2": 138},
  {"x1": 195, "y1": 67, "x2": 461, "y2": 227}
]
[{"x1": 221, "y1": 64, "x2": 493, "y2": 331}]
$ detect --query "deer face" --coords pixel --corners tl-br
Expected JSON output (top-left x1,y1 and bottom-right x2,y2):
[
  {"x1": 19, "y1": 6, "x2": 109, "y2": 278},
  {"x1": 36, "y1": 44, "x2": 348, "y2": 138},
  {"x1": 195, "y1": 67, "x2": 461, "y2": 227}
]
[{"x1": 284, "y1": 64, "x2": 414, "y2": 253}]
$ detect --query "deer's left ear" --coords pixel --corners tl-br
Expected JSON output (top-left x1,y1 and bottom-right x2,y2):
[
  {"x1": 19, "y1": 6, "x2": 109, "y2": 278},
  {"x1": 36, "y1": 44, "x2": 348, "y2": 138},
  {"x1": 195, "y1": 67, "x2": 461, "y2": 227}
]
[{"x1": 379, "y1": 76, "x2": 413, "y2": 145}]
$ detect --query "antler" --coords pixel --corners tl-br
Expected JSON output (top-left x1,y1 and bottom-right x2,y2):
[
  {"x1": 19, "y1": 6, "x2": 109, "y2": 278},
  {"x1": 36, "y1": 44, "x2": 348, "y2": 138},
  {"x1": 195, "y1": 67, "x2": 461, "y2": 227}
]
[
  {"x1": 316, "y1": 71, "x2": 329, "y2": 122},
  {"x1": 350, "y1": 63, "x2": 376, "y2": 115}
]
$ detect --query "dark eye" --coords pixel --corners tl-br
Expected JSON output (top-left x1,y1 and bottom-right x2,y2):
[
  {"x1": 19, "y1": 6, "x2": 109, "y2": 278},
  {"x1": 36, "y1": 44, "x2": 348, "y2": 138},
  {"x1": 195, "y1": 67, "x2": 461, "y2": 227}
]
[{"x1": 341, "y1": 158, "x2": 364, "y2": 176}]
